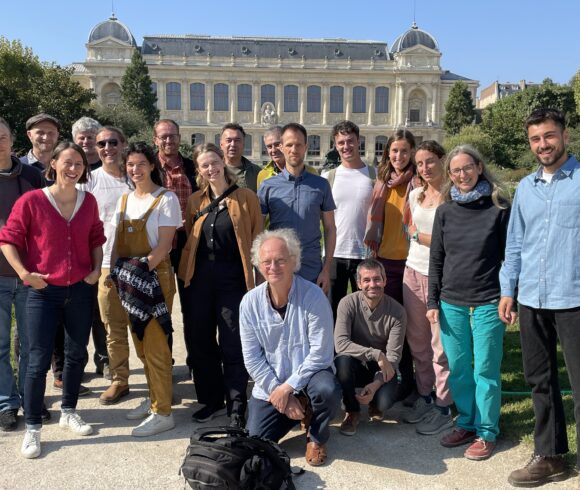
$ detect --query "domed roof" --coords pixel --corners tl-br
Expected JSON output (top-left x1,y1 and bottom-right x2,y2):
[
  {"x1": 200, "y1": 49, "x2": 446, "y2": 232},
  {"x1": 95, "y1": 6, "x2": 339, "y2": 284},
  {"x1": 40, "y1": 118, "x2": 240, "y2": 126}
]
[
  {"x1": 391, "y1": 22, "x2": 438, "y2": 53},
  {"x1": 88, "y1": 15, "x2": 136, "y2": 46}
]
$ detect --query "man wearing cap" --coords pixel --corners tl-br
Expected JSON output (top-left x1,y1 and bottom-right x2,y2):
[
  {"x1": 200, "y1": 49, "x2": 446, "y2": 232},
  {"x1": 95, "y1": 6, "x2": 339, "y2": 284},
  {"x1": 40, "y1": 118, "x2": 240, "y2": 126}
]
[{"x1": 20, "y1": 114, "x2": 60, "y2": 172}]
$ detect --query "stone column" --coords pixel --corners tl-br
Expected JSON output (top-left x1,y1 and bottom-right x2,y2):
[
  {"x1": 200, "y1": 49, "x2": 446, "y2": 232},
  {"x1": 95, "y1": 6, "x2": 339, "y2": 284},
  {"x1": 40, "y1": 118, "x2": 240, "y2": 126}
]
[
  {"x1": 276, "y1": 82, "x2": 283, "y2": 119},
  {"x1": 322, "y1": 84, "x2": 329, "y2": 126},
  {"x1": 157, "y1": 81, "x2": 166, "y2": 115},
  {"x1": 431, "y1": 82, "x2": 439, "y2": 123},
  {"x1": 182, "y1": 80, "x2": 188, "y2": 123},
  {"x1": 366, "y1": 134, "x2": 376, "y2": 163},
  {"x1": 206, "y1": 82, "x2": 213, "y2": 125},
  {"x1": 299, "y1": 84, "x2": 306, "y2": 124},
  {"x1": 396, "y1": 82, "x2": 405, "y2": 126},
  {"x1": 345, "y1": 84, "x2": 352, "y2": 121},
  {"x1": 253, "y1": 82, "x2": 259, "y2": 124},
  {"x1": 367, "y1": 85, "x2": 375, "y2": 126},
  {"x1": 229, "y1": 82, "x2": 236, "y2": 122}
]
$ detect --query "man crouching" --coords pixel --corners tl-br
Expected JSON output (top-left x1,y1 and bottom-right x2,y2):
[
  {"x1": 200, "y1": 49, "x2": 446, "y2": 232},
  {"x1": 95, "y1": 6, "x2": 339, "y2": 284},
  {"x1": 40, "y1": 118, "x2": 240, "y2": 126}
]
[{"x1": 240, "y1": 229, "x2": 341, "y2": 466}]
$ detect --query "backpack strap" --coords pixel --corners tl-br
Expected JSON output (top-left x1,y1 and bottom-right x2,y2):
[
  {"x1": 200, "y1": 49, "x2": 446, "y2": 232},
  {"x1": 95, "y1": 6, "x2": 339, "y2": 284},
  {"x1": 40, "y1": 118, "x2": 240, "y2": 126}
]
[{"x1": 327, "y1": 165, "x2": 376, "y2": 189}]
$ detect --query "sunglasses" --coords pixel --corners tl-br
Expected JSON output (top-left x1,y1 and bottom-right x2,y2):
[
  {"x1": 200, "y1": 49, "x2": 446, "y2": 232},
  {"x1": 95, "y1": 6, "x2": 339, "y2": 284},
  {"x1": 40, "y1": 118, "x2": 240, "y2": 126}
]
[{"x1": 96, "y1": 139, "x2": 119, "y2": 148}]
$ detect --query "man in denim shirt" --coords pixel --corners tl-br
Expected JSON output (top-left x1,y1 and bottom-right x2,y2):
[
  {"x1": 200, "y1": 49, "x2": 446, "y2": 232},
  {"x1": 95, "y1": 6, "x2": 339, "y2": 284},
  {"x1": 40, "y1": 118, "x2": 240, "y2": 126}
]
[
  {"x1": 499, "y1": 108, "x2": 580, "y2": 487},
  {"x1": 239, "y1": 229, "x2": 340, "y2": 466}
]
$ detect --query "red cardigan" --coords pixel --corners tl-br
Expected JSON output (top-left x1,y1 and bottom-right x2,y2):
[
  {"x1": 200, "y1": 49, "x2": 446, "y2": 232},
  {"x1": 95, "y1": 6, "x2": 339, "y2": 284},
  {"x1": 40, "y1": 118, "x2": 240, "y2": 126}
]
[{"x1": 0, "y1": 189, "x2": 106, "y2": 286}]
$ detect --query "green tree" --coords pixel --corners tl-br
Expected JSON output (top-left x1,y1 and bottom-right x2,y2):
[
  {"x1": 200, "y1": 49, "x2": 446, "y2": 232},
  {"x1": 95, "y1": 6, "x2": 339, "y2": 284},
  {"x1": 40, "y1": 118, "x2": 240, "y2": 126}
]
[
  {"x1": 481, "y1": 80, "x2": 578, "y2": 168},
  {"x1": 120, "y1": 50, "x2": 159, "y2": 126},
  {"x1": 443, "y1": 81, "x2": 475, "y2": 136},
  {"x1": 94, "y1": 102, "x2": 151, "y2": 139},
  {"x1": 0, "y1": 36, "x2": 96, "y2": 153},
  {"x1": 443, "y1": 125, "x2": 495, "y2": 164},
  {"x1": 573, "y1": 69, "x2": 580, "y2": 116}
]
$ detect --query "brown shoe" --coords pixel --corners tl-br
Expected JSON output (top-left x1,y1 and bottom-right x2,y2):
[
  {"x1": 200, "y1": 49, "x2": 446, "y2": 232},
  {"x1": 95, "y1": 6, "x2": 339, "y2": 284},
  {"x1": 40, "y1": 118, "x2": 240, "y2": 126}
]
[
  {"x1": 339, "y1": 412, "x2": 360, "y2": 436},
  {"x1": 464, "y1": 437, "x2": 496, "y2": 461},
  {"x1": 54, "y1": 379, "x2": 91, "y2": 397},
  {"x1": 508, "y1": 454, "x2": 571, "y2": 487},
  {"x1": 99, "y1": 384, "x2": 129, "y2": 405},
  {"x1": 368, "y1": 403, "x2": 383, "y2": 421},
  {"x1": 305, "y1": 440, "x2": 327, "y2": 466},
  {"x1": 440, "y1": 428, "x2": 477, "y2": 448}
]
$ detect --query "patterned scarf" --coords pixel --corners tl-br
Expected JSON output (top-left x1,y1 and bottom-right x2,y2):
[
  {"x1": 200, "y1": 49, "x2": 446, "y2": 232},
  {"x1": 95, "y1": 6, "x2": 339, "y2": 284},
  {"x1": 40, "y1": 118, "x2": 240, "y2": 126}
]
[{"x1": 450, "y1": 180, "x2": 491, "y2": 203}]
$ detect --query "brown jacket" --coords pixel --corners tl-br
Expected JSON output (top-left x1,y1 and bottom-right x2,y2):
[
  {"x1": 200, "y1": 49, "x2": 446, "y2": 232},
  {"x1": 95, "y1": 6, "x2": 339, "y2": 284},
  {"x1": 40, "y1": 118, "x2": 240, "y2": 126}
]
[{"x1": 178, "y1": 186, "x2": 262, "y2": 289}]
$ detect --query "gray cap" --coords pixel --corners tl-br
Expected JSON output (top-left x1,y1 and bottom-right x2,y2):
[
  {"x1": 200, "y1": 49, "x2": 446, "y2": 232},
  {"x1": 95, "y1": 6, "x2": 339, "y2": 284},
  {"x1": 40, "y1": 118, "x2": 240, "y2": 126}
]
[{"x1": 25, "y1": 113, "x2": 61, "y2": 131}]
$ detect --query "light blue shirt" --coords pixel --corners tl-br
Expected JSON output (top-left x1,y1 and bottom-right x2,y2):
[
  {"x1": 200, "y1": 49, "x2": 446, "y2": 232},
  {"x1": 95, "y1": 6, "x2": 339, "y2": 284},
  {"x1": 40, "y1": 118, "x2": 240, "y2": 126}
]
[
  {"x1": 239, "y1": 274, "x2": 335, "y2": 402},
  {"x1": 500, "y1": 155, "x2": 580, "y2": 309},
  {"x1": 258, "y1": 168, "x2": 335, "y2": 282}
]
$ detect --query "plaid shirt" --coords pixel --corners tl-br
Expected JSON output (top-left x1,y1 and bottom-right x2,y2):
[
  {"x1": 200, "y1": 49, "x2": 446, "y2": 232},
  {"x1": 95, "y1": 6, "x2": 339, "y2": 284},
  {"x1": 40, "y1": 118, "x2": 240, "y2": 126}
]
[{"x1": 159, "y1": 153, "x2": 192, "y2": 227}]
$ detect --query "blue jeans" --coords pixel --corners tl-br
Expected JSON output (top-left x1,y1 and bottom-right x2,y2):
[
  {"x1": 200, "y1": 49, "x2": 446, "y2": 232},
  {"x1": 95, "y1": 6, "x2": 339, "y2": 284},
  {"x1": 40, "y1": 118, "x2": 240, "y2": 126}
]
[
  {"x1": 0, "y1": 276, "x2": 29, "y2": 412},
  {"x1": 439, "y1": 301, "x2": 505, "y2": 442},
  {"x1": 247, "y1": 369, "x2": 341, "y2": 445},
  {"x1": 24, "y1": 281, "x2": 94, "y2": 427}
]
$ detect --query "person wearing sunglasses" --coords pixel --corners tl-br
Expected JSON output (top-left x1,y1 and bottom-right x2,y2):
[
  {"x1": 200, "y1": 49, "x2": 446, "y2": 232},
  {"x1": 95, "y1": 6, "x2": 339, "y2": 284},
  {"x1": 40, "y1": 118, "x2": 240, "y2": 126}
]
[
  {"x1": 91, "y1": 127, "x2": 134, "y2": 406},
  {"x1": 427, "y1": 145, "x2": 510, "y2": 461}
]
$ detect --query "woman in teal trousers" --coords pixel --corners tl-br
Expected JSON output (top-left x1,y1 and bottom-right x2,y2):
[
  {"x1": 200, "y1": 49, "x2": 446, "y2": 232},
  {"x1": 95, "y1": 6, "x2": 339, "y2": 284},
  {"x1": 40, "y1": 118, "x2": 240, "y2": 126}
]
[{"x1": 426, "y1": 145, "x2": 510, "y2": 461}]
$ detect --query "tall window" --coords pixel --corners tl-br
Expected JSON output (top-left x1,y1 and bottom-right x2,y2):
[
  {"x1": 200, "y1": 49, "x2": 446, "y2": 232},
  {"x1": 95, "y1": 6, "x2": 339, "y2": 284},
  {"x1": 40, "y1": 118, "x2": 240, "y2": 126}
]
[
  {"x1": 330, "y1": 86, "x2": 343, "y2": 113},
  {"x1": 375, "y1": 136, "x2": 388, "y2": 160},
  {"x1": 243, "y1": 134, "x2": 252, "y2": 156},
  {"x1": 307, "y1": 85, "x2": 321, "y2": 113},
  {"x1": 375, "y1": 86, "x2": 389, "y2": 113},
  {"x1": 237, "y1": 84, "x2": 252, "y2": 112},
  {"x1": 191, "y1": 133, "x2": 205, "y2": 146},
  {"x1": 307, "y1": 135, "x2": 320, "y2": 156},
  {"x1": 352, "y1": 86, "x2": 366, "y2": 113},
  {"x1": 359, "y1": 135, "x2": 366, "y2": 156},
  {"x1": 261, "y1": 84, "x2": 275, "y2": 106},
  {"x1": 166, "y1": 82, "x2": 181, "y2": 110},
  {"x1": 190, "y1": 83, "x2": 205, "y2": 111},
  {"x1": 214, "y1": 134, "x2": 221, "y2": 146},
  {"x1": 214, "y1": 83, "x2": 229, "y2": 111},
  {"x1": 151, "y1": 82, "x2": 158, "y2": 108},
  {"x1": 284, "y1": 85, "x2": 298, "y2": 112}
]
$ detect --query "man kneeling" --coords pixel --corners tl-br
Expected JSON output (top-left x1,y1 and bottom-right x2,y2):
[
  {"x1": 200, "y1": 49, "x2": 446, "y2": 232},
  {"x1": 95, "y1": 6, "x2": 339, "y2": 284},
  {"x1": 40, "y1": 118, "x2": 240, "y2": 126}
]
[
  {"x1": 240, "y1": 229, "x2": 341, "y2": 466},
  {"x1": 335, "y1": 259, "x2": 407, "y2": 435}
]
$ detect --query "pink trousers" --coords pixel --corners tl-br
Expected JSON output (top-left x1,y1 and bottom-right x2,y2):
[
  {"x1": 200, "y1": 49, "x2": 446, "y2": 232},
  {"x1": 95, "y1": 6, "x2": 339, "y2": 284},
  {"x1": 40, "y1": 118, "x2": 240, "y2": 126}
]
[{"x1": 402, "y1": 266, "x2": 452, "y2": 406}]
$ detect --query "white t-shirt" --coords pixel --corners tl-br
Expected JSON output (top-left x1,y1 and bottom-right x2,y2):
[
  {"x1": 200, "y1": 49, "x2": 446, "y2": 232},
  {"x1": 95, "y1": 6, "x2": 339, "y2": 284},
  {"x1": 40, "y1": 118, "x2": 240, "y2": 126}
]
[
  {"x1": 322, "y1": 164, "x2": 373, "y2": 259},
  {"x1": 79, "y1": 168, "x2": 133, "y2": 268},
  {"x1": 111, "y1": 187, "x2": 181, "y2": 250},
  {"x1": 406, "y1": 187, "x2": 438, "y2": 276}
]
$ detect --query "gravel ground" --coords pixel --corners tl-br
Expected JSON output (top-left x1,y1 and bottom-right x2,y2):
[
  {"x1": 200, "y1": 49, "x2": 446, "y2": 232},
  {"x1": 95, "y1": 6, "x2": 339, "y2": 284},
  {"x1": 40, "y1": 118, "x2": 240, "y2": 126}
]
[{"x1": 1, "y1": 296, "x2": 578, "y2": 489}]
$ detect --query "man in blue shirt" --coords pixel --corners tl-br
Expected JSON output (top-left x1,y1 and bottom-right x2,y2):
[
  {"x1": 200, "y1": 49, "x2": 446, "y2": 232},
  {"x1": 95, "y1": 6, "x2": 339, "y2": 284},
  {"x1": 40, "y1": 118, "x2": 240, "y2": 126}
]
[
  {"x1": 499, "y1": 108, "x2": 579, "y2": 487},
  {"x1": 258, "y1": 123, "x2": 336, "y2": 293},
  {"x1": 239, "y1": 229, "x2": 340, "y2": 466}
]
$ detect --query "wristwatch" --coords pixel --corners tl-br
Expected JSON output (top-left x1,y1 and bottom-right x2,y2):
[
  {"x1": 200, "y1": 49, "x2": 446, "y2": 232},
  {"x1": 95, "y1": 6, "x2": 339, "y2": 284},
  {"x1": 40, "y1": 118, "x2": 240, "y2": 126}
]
[{"x1": 411, "y1": 231, "x2": 419, "y2": 243}]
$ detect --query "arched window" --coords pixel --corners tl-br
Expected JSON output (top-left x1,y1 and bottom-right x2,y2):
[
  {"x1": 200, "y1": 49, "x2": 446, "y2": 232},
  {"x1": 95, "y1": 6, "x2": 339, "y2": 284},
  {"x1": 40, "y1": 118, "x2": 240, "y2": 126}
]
[
  {"x1": 375, "y1": 135, "x2": 388, "y2": 160},
  {"x1": 243, "y1": 134, "x2": 253, "y2": 156},
  {"x1": 307, "y1": 135, "x2": 320, "y2": 156},
  {"x1": 284, "y1": 85, "x2": 298, "y2": 112},
  {"x1": 307, "y1": 85, "x2": 321, "y2": 113},
  {"x1": 330, "y1": 86, "x2": 343, "y2": 113},
  {"x1": 261, "y1": 84, "x2": 275, "y2": 106},
  {"x1": 375, "y1": 86, "x2": 389, "y2": 113},
  {"x1": 214, "y1": 83, "x2": 229, "y2": 111},
  {"x1": 190, "y1": 83, "x2": 205, "y2": 111},
  {"x1": 237, "y1": 84, "x2": 252, "y2": 112},
  {"x1": 407, "y1": 89, "x2": 426, "y2": 122},
  {"x1": 352, "y1": 86, "x2": 366, "y2": 113},
  {"x1": 191, "y1": 133, "x2": 205, "y2": 146},
  {"x1": 166, "y1": 82, "x2": 181, "y2": 110}
]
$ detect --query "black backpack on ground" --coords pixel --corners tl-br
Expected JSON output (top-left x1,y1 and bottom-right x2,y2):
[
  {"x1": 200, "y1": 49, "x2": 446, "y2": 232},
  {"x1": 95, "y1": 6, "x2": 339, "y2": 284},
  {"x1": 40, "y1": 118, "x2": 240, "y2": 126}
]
[{"x1": 179, "y1": 426, "x2": 299, "y2": 489}]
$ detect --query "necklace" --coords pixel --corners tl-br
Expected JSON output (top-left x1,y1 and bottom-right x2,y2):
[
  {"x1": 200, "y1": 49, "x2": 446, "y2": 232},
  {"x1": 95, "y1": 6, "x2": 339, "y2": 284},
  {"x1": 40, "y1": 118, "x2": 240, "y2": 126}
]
[{"x1": 422, "y1": 188, "x2": 441, "y2": 208}]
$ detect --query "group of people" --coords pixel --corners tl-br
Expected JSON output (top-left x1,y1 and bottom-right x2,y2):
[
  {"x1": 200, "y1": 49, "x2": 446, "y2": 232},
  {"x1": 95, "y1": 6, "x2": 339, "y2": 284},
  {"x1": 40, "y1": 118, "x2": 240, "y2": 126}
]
[{"x1": 0, "y1": 107, "x2": 578, "y2": 488}]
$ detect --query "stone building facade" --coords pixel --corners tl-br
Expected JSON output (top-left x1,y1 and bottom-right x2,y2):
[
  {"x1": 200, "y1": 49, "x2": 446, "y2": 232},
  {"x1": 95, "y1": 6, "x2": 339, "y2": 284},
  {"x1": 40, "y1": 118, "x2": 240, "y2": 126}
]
[{"x1": 73, "y1": 16, "x2": 478, "y2": 166}]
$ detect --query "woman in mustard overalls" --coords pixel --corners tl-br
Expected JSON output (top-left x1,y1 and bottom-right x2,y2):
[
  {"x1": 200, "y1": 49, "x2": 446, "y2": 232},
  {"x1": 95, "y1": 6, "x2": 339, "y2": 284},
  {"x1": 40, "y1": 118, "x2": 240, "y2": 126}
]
[{"x1": 108, "y1": 142, "x2": 181, "y2": 437}]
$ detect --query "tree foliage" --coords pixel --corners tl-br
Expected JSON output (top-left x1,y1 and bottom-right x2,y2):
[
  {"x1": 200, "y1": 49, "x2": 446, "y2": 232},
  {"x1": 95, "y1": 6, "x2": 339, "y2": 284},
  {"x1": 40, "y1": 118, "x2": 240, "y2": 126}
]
[
  {"x1": 120, "y1": 50, "x2": 159, "y2": 126},
  {"x1": 573, "y1": 69, "x2": 580, "y2": 116},
  {"x1": 0, "y1": 37, "x2": 95, "y2": 153},
  {"x1": 480, "y1": 79, "x2": 578, "y2": 168},
  {"x1": 443, "y1": 81, "x2": 475, "y2": 136},
  {"x1": 93, "y1": 102, "x2": 151, "y2": 140},
  {"x1": 443, "y1": 125, "x2": 495, "y2": 165}
]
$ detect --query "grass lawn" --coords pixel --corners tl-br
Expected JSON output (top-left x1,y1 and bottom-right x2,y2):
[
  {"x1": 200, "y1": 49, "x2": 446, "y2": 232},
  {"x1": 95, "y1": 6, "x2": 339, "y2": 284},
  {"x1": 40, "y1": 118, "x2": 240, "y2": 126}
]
[{"x1": 500, "y1": 322, "x2": 576, "y2": 463}]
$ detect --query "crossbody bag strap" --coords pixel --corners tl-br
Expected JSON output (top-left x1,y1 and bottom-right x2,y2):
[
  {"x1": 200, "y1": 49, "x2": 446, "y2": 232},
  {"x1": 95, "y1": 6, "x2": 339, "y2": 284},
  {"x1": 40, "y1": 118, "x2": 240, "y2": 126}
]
[{"x1": 192, "y1": 185, "x2": 238, "y2": 224}]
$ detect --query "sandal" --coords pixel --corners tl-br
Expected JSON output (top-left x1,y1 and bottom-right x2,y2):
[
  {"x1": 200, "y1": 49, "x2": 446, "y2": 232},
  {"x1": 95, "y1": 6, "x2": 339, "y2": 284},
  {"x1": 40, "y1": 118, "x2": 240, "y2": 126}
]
[{"x1": 305, "y1": 440, "x2": 327, "y2": 466}]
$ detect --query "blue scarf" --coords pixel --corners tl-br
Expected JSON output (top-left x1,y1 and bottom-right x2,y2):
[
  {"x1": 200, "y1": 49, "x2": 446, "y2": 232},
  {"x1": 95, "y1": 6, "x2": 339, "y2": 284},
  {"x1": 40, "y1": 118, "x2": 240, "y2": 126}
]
[{"x1": 451, "y1": 179, "x2": 491, "y2": 203}]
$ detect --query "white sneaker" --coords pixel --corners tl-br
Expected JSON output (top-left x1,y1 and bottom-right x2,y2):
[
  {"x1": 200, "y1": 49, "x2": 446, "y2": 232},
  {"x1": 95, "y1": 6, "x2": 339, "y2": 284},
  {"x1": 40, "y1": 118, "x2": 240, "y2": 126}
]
[
  {"x1": 126, "y1": 398, "x2": 151, "y2": 420},
  {"x1": 132, "y1": 412, "x2": 175, "y2": 437},
  {"x1": 21, "y1": 429, "x2": 41, "y2": 459},
  {"x1": 59, "y1": 411, "x2": 93, "y2": 436}
]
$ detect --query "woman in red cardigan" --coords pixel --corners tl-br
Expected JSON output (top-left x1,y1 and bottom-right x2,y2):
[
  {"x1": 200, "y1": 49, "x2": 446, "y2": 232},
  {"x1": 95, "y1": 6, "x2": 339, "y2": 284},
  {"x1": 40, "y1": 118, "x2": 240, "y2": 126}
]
[{"x1": 0, "y1": 141, "x2": 105, "y2": 459}]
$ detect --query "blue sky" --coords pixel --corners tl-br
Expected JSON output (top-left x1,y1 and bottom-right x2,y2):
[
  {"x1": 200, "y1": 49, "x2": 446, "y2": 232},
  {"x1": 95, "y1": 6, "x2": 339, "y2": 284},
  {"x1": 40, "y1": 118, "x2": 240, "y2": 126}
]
[{"x1": 1, "y1": 0, "x2": 579, "y2": 96}]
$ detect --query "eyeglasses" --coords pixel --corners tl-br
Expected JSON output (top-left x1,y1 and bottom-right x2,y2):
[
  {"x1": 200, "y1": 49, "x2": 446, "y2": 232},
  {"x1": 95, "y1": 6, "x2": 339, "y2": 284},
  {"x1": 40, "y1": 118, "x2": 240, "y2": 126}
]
[
  {"x1": 156, "y1": 134, "x2": 179, "y2": 141},
  {"x1": 260, "y1": 258, "x2": 289, "y2": 268},
  {"x1": 449, "y1": 164, "x2": 477, "y2": 176},
  {"x1": 96, "y1": 139, "x2": 119, "y2": 148}
]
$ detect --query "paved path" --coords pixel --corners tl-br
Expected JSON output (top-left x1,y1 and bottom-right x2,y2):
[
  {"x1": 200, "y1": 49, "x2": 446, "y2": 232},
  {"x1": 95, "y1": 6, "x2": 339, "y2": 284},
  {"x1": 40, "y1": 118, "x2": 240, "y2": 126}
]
[{"x1": 1, "y1": 297, "x2": 578, "y2": 489}]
